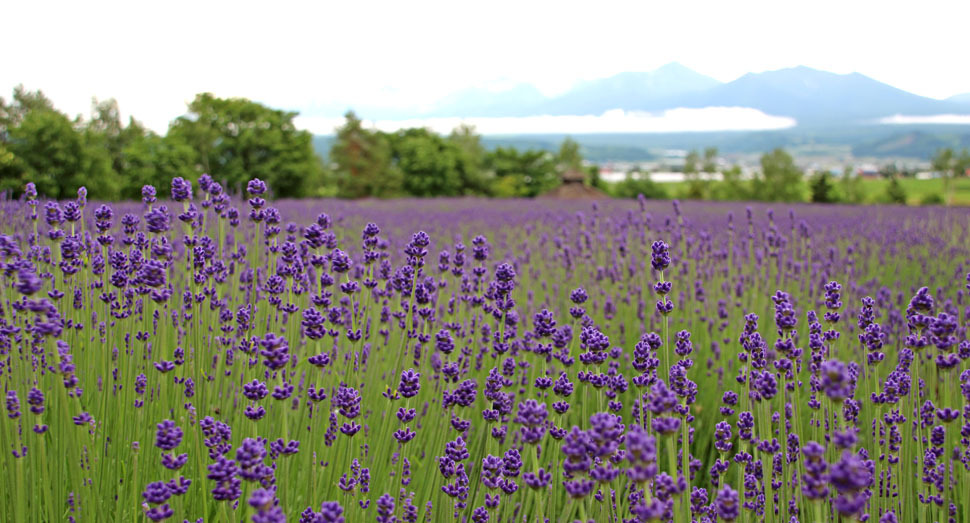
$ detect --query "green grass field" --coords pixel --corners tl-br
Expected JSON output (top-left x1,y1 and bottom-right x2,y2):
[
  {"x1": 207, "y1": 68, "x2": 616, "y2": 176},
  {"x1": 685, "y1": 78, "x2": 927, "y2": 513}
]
[
  {"x1": 651, "y1": 176, "x2": 970, "y2": 205},
  {"x1": 860, "y1": 177, "x2": 970, "y2": 205}
]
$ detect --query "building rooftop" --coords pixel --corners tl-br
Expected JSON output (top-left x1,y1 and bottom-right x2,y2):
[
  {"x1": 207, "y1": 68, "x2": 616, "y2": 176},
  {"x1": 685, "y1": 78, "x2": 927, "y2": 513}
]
[{"x1": 561, "y1": 168, "x2": 586, "y2": 183}]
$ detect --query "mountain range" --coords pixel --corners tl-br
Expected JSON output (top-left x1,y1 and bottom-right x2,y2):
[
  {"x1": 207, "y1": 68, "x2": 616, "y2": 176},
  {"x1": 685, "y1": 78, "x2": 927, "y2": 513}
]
[
  {"x1": 312, "y1": 64, "x2": 970, "y2": 161},
  {"x1": 948, "y1": 92, "x2": 970, "y2": 105},
  {"x1": 418, "y1": 63, "x2": 969, "y2": 126}
]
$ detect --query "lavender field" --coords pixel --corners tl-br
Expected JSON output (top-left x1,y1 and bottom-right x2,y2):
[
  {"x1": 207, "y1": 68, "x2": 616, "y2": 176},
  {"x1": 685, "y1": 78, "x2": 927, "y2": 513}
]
[{"x1": 3, "y1": 177, "x2": 970, "y2": 523}]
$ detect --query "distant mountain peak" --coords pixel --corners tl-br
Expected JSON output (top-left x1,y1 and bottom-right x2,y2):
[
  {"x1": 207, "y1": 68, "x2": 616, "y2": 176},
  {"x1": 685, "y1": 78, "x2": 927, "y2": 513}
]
[
  {"x1": 668, "y1": 66, "x2": 965, "y2": 124},
  {"x1": 383, "y1": 64, "x2": 966, "y2": 125},
  {"x1": 653, "y1": 61, "x2": 699, "y2": 73}
]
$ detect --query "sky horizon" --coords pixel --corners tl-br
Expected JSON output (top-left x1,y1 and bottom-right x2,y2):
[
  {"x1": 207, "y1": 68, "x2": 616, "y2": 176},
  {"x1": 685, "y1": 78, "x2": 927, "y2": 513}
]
[{"x1": 4, "y1": 0, "x2": 969, "y2": 134}]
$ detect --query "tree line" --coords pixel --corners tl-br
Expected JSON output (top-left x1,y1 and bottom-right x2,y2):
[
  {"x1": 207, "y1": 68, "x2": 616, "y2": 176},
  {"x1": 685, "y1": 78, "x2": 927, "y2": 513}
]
[
  {"x1": 4, "y1": 85, "x2": 967, "y2": 203},
  {"x1": 611, "y1": 146, "x2": 970, "y2": 205},
  {"x1": 326, "y1": 112, "x2": 597, "y2": 198},
  {"x1": 610, "y1": 148, "x2": 821, "y2": 202},
  {"x1": 1, "y1": 87, "x2": 325, "y2": 200},
  {"x1": 0, "y1": 87, "x2": 589, "y2": 200}
]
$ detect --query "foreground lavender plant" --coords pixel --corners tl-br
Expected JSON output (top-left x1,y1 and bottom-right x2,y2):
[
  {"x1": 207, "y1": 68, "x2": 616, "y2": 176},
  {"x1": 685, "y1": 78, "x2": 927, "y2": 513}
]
[{"x1": 0, "y1": 183, "x2": 969, "y2": 523}]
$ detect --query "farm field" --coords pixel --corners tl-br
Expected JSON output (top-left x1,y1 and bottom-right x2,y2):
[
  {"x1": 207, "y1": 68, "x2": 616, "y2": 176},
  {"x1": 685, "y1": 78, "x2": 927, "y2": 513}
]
[
  {"x1": 2, "y1": 179, "x2": 970, "y2": 523},
  {"x1": 654, "y1": 176, "x2": 970, "y2": 206},
  {"x1": 860, "y1": 177, "x2": 970, "y2": 205}
]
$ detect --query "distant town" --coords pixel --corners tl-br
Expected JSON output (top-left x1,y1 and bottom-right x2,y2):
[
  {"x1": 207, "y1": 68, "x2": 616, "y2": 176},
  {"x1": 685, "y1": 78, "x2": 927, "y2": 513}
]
[{"x1": 596, "y1": 150, "x2": 943, "y2": 184}]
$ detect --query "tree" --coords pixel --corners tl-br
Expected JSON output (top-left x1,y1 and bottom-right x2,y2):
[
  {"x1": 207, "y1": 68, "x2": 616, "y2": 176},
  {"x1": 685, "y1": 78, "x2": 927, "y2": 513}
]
[
  {"x1": 702, "y1": 147, "x2": 718, "y2": 173},
  {"x1": 0, "y1": 85, "x2": 56, "y2": 130},
  {"x1": 681, "y1": 149, "x2": 708, "y2": 199},
  {"x1": 80, "y1": 98, "x2": 174, "y2": 199},
  {"x1": 556, "y1": 137, "x2": 583, "y2": 172},
  {"x1": 484, "y1": 147, "x2": 558, "y2": 197},
  {"x1": 879, "y1": 162, "x2": 898, "y2": 179},
  {"x1": 840, "y1": 165, "x2": 862, "y2": 204},
  {"x1": 932, "y1": 148, "x2": 954, "y2": 205},
  {"x1": 0, "y1": 87, "x2": 125, "y2": 198},
  {"x1": 85, "y1": 98, "x2": 151, "y2": 180},
  {"x1": 932, "y1": 147, "x2": 970, "y2": 206},
  {"x1": 448, "y1": 124, "x2": 487, "y2": 183},
  {"x1": 387, "y1": 127, "x2": 489, "y2": 197},
  {"x1": 1, "y1": 87, "x2": 67, "y2": 197},
  {"x1": 553, "y1": 137, "x2": 607, "y2": 193},
  {"x1": 168, "y1": 93, "x2": 324, "y2": 197},
  {"x1": 1, "y1": 103, "x2": 93, "y2": 198},
  {"x1": 709, "y1": 165, "x2": 748, "y2": 201},
  {"x1": 330, "y1": 112, "x2": 399, "y2": 198},
  {"x1": 920, "y1": 192, "x2": 944, "y2": 206},
  {"x1": 884, "y1": 176, "x2": 907, "y2": 204},
  {"x1": 809, "y1": 172, "x2": 837, "y2": 203},
  {"x1": 683, "y1": 149, "x2": 699, "y2": 174},
  {"x1": 753, "y1": 148, "x2": 803, "y2": 202},
  {"x1": 611, "y1": 169, "x2": 667, "y2": 200},
  {"x1": 119, "y1": 131, "x2": 198, "y2": 200},
  {"x1": 587, "y1": 164, "x2": 608, "y2": 192}
]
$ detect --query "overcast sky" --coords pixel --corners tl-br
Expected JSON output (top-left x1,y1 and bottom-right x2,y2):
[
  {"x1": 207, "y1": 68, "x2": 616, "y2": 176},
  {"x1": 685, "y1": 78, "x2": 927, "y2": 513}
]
[{"x1": 3, "y1": 0, "x2": 968, "y2": 133}]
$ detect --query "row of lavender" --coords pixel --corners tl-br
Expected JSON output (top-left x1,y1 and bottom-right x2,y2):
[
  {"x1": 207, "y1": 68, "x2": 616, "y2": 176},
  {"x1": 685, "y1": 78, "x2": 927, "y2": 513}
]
[{"x1": 1, "y1": 177, "x2": 969, "y2": 523}]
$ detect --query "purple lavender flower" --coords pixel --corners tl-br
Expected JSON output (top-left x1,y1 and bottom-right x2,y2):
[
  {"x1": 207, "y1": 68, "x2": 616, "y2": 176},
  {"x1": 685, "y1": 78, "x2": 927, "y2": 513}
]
[
  {"x1": 170, "y1": 177, "x2": 192, "y2": 201},
  {"x1": 514, "y1": 399, "x2": 548, "y2": 445},
  {"x1": 715, "y1": 485, "x2": 740, "y2": 521},
  {"x1": 259, "y1": 333, "x2": 290, "y2": 370},
  {"x1": 651, "y1": 240, "x2": 670, "y2": 272},
  {"x1": 820, "y1": 359, "x2": 852, "y2": 403},
  {"x1": 398, "y1": 369, "x2": 421, "y2": 398},
  {"x1": 141, "y1": 185, "x2": 157, "y2": 204},
  {"x1": 6, "y1": 391, "x2": 21, "y2": 419},
  {"x1": 247, "y1": 178, "x2": 268, "y2": 196},
  {"x1": 154, "y1": 420, "x2": 182, "y2": 450}
]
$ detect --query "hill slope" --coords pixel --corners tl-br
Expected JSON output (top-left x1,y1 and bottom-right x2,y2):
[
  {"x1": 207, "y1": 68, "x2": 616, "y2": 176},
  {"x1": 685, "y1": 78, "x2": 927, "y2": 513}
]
[
  {"x1": 669, "y1": 66, "x2": 963, "y2": 124},
  {"x1": 852, "y1": 130, "x2": 970, "y2": 158},
  {"x1": 425, "y1": 65, "x2": 965, "y2": 124},
  {"x1": 536, "y1": 62, "x2": 721, "y2": 116}
]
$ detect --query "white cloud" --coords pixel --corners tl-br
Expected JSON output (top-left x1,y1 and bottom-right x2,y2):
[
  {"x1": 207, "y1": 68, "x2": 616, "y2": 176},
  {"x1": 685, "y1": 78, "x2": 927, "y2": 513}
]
[
  {"x1": 294, "y1": 107, "x2": 796, "y2": 135},
  {"x1": 879, "y1": 114, "x2": 970, "y2": 125},
  {"x1": 3, "y1": 0, "x2": 969, "y2": 132}
]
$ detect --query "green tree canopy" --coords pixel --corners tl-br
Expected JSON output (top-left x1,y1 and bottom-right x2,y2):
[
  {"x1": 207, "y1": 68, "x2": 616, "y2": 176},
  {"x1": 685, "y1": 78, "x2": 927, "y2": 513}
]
[
  {"x1": 708, "y1": 165, "x2": 748, "y2": 201},
  {"x1": 884, "y1": 176, "x2": 907, "y2": 204},
  {"x1": 0, "y1": 85, "x2": 56, "y2": 130},
  {"x1": 448, "y1": 125, "x2": 486, "y2": 173},
  {"x1": 809, "y1": 172, "x2": 837, "y2": 203},
  {"x1": 85, "y1": 98, "x2": 149, "y2": 179},
  {"x1": 484, "y1": 147, "x2": 558, "y2": 197},
  {"x1": 679, "y1": 149, "x2": 708, "y2": 199},
  {"x1": 1, "y1": 87, "x2": 198, "y2": 200},
  {"x1": 168, "y1": 93, "x2": 323, "y2": 198},
  {"x1": 753, "y1": 148, "x2": 803, "y2": 202},
  {"x1": 388, "y1": 127, "x2": 490, "y2": 197},
  {"x1": 610, "y1": 169, "x2": 668, "y2": 200},
  {"x1": 839, "y1": 165, "x2": 863, "y2": 204},
  {"x1": 118, "y1": 131, "x2": 198, "y2": 200},
  {"x1": 330, "y1": 112, "x2": 399, "y2": 199},
  {"x1": 1, "y1": 107, "x2": 86, "y2": 198},
  {"x1": 0, "y1": 88, "x2": 115, "y2": 199},
  {"x1": 702, "y1": 147, "x2": 718, "y2": 173},
  {"x1": 932, "y1": 147, "x2": 970, "y2": 205},
  {"x1": 683, "y1": 149, "x2": 700, "y2": 174},
  {"x1": 556, "y1": 137, "x2": 584, "y2": 172}
]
